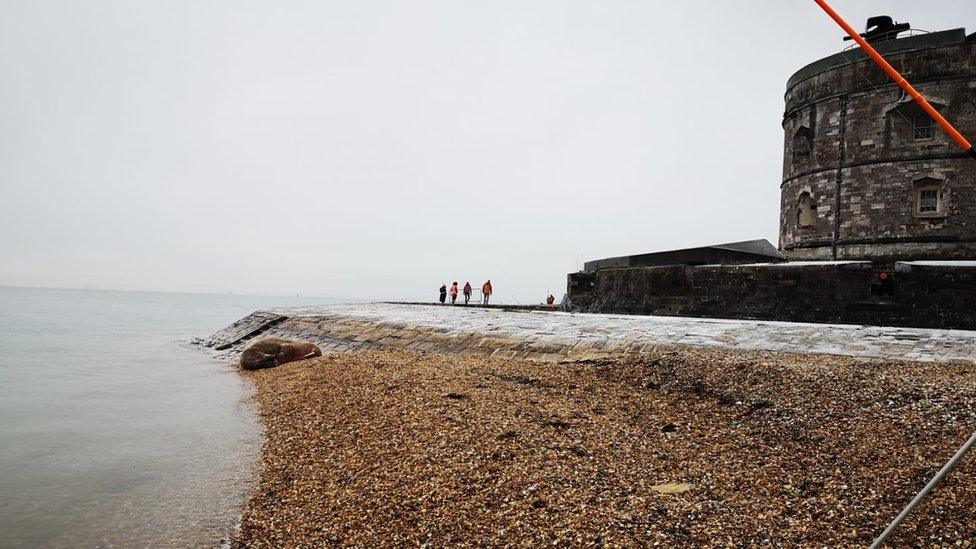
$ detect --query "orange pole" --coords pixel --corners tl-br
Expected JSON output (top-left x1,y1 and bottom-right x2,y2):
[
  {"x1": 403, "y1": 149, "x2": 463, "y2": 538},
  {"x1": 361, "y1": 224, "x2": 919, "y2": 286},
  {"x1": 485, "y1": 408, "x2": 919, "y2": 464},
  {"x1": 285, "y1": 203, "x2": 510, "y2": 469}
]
[{"x1": 813, "y1": 0, "x2": 976, "y2": 159}]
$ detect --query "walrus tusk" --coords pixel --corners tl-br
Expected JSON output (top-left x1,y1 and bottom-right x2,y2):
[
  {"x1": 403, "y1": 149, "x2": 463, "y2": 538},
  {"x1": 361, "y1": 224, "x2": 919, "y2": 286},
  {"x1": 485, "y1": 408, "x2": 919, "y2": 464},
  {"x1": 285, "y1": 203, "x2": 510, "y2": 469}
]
[{"x1": 301, "y1": 351, "x2": 319, "y2": 358}]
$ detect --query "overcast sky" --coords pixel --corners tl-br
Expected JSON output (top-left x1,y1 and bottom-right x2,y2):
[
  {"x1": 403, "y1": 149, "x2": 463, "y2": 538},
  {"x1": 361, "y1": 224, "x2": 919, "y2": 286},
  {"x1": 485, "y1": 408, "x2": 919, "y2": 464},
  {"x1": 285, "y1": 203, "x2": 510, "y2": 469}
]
[{"x1": 1, "y1": 1, "x2": 971, "y2": 302}]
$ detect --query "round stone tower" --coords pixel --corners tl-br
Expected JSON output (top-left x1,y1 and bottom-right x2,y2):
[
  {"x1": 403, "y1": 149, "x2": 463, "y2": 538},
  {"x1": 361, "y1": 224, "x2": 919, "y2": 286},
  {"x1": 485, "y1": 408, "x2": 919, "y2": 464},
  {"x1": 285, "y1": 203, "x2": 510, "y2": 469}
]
[{"x1": 780, "y1": 26, "x2": 976, "y2": 261}]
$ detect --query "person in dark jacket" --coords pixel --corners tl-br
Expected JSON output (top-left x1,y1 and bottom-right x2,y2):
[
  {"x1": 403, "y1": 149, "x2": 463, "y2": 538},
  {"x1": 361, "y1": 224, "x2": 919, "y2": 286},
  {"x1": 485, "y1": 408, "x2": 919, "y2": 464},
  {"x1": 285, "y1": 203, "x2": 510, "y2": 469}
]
[
  {"x1": 439, "y1": 283, "x2": 447, "y2": 304},
  {"x1": 462, "y1": 282, "x2": 472, "y2": 305}
]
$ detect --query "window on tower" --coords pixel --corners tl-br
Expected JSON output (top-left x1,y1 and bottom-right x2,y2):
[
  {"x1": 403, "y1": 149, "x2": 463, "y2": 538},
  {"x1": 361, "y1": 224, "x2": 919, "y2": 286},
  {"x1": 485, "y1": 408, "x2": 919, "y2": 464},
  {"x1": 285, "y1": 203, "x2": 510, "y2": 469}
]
[
  {"x1": 917, "y1": 188, "x2": 940, "y2": 213},
  {"x1": 883, "y1": 97, "x2": 947, "y2": 148},
  {"x1": 913, "y1": 114, "x2": 933, "y2": 140},
  {"x1": 913, "y1": 177, "x2": 945, "y2": 218}
]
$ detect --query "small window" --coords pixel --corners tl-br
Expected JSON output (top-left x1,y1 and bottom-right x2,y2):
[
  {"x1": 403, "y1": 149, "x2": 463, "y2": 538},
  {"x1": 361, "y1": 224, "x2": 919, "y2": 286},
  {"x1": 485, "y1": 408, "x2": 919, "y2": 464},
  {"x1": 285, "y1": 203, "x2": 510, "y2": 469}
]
[
  {"x1": 797, "y1": 192, "x2": 817, "y2": 227},
  {"x1": 913, "y1": 114, "x2": 933, "y2": 140},
  {"x1": 918, "y1": 188, "x2": 939, "y2": 213},
  {"x1": 914, "y1": 182, "x2": 944, "y2": 217}
]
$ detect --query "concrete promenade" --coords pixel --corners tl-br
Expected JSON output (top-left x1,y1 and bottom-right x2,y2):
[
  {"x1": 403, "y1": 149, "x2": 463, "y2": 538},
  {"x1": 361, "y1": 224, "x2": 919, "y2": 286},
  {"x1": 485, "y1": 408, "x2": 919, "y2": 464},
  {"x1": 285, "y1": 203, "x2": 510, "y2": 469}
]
[{"x1": 207, "y1": 303, "x2": 976, "y2": 363}]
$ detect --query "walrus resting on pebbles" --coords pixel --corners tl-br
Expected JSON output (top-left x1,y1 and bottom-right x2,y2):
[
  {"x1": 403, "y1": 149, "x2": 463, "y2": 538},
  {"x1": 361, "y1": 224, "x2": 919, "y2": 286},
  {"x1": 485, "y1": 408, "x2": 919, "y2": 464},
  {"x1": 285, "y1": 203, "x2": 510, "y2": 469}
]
[{"x1": 240, "y1": 337, "x2": 322, "y2": 371}]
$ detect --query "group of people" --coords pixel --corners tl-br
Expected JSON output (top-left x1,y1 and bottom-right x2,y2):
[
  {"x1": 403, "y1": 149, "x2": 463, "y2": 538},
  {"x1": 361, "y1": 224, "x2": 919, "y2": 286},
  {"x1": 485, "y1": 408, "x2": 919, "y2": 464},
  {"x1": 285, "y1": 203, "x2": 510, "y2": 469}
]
[{"x1": 439, "y1": 280, "x2": 492, "y2": 306}]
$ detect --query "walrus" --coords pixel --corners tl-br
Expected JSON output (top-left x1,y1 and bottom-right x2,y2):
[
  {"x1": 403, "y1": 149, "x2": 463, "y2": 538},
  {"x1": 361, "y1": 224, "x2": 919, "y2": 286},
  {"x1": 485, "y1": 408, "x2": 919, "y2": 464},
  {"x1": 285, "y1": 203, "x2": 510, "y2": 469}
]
[{"x1": 240, "y1": 337, "x2": 322, "y2": 371}]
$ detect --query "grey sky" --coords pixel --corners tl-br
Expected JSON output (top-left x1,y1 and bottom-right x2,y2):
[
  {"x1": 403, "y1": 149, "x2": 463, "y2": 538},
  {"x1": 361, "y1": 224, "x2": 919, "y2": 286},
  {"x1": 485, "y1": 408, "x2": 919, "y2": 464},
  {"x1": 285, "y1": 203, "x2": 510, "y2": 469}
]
[{"x1": 1, "y1": 1, "x2": 972, "y2": 302}]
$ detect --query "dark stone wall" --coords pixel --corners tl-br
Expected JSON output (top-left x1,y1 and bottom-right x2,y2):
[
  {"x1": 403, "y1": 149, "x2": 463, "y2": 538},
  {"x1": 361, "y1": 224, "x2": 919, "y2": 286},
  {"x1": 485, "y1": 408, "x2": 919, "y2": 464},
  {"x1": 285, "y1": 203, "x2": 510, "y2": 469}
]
[
  {"x1": 780, "y1": 30, "x2": 976, "y2": 261},
  {"x1": 893, "y1": 262, "x2": 976, "y2": 329},
  {"x1": 566, "y1": 263, "x2": 976, "y2": 330}
]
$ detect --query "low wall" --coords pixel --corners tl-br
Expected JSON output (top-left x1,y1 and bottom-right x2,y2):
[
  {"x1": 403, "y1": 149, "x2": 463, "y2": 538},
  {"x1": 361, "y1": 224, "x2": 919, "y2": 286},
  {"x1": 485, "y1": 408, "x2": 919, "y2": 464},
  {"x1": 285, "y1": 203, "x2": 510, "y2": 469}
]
[
  {"x1": 206, "y1": 310, "x2": 602, "y2": 363},
  {"x1": 202, "y1": 303, "x2": 976, "y2": 365},
  {"x1": 566, "y1": 261, "x2": 976, "y2": 330}
]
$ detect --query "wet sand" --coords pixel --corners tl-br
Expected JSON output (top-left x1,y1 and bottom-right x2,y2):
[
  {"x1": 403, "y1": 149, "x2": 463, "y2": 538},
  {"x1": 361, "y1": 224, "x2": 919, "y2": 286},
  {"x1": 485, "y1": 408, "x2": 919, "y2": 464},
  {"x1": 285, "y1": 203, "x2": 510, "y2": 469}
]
[{"x1": 234, "y1": 347, "x2": 976, "y2": 546}]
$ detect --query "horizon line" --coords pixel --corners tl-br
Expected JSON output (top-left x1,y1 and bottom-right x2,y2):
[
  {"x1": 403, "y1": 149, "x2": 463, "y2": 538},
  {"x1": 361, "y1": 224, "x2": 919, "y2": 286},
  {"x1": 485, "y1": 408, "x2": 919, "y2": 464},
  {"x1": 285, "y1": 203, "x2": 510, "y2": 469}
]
[{"x1": 0, "y1": 283, "x2": 364, "y2": 302}]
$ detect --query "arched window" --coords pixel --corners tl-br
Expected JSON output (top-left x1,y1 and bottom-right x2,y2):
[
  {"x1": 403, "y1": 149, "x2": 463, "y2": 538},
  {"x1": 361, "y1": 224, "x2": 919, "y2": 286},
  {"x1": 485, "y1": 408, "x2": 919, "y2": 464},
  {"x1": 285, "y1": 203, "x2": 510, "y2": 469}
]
[
  {"x1": 913, "y1": 114, "x2": 933, "y2": 140},
  {"x1": 797, "y1": 192, "x2": 817, "y2": 227}
]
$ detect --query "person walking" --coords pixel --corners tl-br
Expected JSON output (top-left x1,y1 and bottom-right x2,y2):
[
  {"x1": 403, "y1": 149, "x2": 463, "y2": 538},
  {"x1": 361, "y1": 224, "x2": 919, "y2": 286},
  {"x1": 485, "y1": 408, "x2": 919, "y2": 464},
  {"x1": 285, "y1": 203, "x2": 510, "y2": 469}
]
[
  {"x1": 449, "y1": 282, "x2": 459, "y2": 305},
  {"x1": 462, "y1": 282, "x2": 472, "y2": 305},
  {"x1": 439, "y1": 283, "x2": 447, "y2": 304},
  {"x1": 481, "y1": 279, "x2": 493, "y2": 306}
]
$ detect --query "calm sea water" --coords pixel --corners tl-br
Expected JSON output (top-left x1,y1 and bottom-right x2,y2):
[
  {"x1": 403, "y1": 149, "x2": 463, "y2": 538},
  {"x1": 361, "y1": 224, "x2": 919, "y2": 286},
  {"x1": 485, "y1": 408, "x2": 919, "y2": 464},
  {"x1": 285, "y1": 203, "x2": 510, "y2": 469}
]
[{"x1": 0, "y1": 286, "x2": 333, "y2": 547}]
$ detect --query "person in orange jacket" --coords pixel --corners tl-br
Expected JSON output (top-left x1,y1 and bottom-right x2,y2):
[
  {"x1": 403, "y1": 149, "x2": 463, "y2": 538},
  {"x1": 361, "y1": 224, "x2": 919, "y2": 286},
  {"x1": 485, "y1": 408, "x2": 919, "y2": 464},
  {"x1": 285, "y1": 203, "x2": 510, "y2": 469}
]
[
  {"x1": 462, "y1": 282, "x2": 472, "y2": 305},
  {"x1": 449, "y1": 282, "x2": 459, "y2": 305},
  {"x1": 481, "y1": 279, "x2": 493, "y2": 306}
]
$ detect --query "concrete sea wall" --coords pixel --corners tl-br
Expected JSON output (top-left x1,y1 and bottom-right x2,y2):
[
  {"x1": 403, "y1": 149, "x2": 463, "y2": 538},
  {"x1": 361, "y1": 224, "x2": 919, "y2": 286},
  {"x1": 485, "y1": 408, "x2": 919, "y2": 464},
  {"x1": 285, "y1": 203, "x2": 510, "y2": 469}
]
[{"x1": 205, "y1": 303, "x2": 976, "y2": 364}]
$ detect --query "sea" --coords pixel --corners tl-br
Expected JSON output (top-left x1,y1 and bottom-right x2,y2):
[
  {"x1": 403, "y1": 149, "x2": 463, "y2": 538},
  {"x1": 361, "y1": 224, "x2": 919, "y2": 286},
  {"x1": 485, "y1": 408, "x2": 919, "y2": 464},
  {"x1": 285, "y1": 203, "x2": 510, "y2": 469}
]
[{"x1": 0, "y1": 286, "x2": 335, "y2": 547}]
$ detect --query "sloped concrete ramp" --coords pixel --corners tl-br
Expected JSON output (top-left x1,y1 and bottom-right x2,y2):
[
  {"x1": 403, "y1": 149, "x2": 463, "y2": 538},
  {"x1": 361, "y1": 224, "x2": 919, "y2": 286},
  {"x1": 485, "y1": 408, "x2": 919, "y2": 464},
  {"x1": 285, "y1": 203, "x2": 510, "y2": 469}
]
[{"x1": 206, "y1": 303, "x2": 976, "y2": 363}]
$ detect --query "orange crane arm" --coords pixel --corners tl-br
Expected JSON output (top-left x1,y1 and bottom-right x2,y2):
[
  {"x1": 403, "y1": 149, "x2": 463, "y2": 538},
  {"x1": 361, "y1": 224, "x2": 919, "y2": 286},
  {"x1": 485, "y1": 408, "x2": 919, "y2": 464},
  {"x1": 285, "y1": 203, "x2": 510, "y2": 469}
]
[{"x1": 813, "y1": 0, "x2": 976, "y2": 159}]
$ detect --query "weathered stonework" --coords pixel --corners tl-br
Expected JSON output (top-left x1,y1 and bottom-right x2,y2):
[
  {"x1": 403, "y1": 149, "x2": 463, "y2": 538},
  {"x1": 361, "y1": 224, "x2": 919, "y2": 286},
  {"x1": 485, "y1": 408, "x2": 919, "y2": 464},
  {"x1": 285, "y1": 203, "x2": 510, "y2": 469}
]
[
  {"x1": 781, "y1": 29, "x2": 976, "y2": 260},
  {"x1": 566, "y1": 262, "x2": 976, "y2": 330}
]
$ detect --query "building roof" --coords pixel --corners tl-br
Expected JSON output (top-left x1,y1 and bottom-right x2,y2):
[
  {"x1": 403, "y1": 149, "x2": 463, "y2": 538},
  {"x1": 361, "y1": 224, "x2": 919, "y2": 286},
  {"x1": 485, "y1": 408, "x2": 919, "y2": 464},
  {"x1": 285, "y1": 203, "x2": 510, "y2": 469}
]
[{"x1": 583, "y1": 239, "x2": 786, "y2": 272}]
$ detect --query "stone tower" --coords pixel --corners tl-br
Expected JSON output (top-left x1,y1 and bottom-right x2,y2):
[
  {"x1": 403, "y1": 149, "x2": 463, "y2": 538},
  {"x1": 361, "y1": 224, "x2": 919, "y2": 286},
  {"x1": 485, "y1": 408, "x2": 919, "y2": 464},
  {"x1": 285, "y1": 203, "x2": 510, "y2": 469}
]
[{"x1": 780, "y1": 26, "x2": 976, "y2": 261}]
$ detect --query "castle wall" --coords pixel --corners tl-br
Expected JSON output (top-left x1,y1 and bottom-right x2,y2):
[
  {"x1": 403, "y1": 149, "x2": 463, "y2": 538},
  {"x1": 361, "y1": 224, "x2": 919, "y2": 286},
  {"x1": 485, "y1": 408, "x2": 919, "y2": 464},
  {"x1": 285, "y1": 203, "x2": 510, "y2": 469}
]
[
  {"x1": 566, "y1": 262, "x2": 976, "y2": 330},
  {"x1": 780, "y1": 30, "x2": 976, "y2": 260}
]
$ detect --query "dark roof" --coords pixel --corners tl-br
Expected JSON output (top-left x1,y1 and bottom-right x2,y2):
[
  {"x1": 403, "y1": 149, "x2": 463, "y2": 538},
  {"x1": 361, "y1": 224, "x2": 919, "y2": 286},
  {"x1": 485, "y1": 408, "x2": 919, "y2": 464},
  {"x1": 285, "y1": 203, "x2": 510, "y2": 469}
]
[
  {"x1": 583, "y1": 239, "x2": 786, "y2": 272},
  {"x1": 710, "y1": 239, "x2": 784, "y2": 257}
]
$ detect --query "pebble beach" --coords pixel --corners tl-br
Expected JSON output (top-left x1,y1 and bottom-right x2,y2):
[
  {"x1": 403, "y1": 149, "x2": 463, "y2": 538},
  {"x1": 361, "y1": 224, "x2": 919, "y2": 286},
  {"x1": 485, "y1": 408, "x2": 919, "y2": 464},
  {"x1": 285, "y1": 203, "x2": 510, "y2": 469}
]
[{"x1": 232, "y1": 346, "x2": 976, "y2": 547}]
